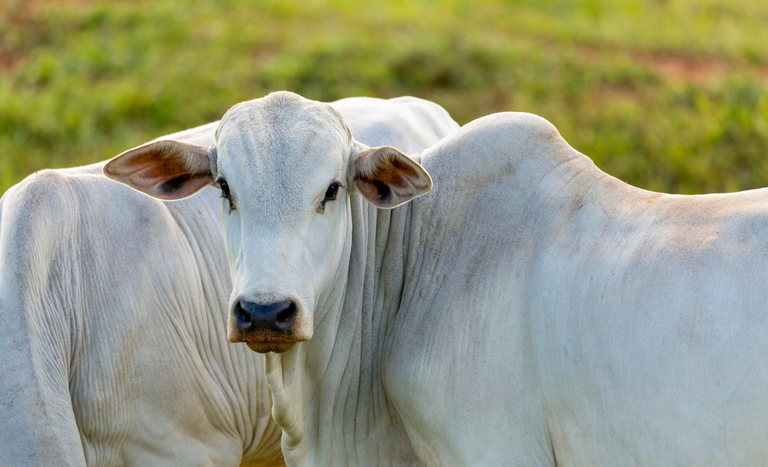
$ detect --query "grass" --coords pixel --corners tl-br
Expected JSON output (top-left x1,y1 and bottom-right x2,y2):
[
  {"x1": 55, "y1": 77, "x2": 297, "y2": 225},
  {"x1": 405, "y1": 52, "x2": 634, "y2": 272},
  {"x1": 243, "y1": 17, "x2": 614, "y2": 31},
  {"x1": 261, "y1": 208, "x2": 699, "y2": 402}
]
[{"x1": 1, "y1": 0, "x2": 767, "y2": 194}]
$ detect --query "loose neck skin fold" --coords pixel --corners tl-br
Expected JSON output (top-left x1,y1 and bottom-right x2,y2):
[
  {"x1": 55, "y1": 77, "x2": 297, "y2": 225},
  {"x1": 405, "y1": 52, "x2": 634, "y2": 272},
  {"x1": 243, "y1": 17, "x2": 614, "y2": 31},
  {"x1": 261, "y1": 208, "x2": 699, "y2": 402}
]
[{"x1": 266, "y1": 189, "x2": 421, "y2": 466}]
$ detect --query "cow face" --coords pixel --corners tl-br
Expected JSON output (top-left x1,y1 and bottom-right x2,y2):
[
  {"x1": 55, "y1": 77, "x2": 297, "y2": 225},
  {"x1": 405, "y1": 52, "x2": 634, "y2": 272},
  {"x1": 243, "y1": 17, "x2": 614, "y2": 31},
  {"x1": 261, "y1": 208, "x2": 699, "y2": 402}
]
[{"x1": 104, "y1": 92, "x2": 432, "y2": 353}]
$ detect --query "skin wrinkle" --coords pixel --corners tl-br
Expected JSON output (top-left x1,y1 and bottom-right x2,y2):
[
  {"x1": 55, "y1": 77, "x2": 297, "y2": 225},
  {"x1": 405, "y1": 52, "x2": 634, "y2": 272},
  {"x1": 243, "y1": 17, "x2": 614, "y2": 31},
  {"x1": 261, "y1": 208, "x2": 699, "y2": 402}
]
[{"x1": 164, "y1": 205, "x2": 244, "y2": 437}]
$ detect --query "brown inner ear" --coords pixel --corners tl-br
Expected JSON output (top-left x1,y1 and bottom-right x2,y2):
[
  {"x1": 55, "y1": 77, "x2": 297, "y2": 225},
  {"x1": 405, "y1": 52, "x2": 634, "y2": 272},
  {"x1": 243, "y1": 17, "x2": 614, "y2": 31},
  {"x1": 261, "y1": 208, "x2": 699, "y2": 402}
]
[
  {"x1": 353, "y1": 146, "x2": 432, "y2": 208},
  {"x1": 356, "y1": 179, "x2": 391, "y2": 204},
  {"x1": 104, "y1": 140, "x2": 213, "y2": 200},
  {"x1": 120, "y1": 152, "x2": 192, "y2": 181},
  {"x1": 158, "y1": 173, "x2": 194, "y2": 195},
  {"x1": 381, "y1": 158, "x2": 420, "y2": 188}
]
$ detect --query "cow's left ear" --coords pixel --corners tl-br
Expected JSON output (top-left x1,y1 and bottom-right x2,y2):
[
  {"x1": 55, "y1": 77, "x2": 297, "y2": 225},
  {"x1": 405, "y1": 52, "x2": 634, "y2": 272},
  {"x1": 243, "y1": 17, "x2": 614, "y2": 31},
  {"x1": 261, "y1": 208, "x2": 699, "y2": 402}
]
[
  {"x1": 104, "y1": 140, "x2": 214, "y2": 200},
  {"x1": 351, "y1": 146, "x2": 432, "y2": 209}
]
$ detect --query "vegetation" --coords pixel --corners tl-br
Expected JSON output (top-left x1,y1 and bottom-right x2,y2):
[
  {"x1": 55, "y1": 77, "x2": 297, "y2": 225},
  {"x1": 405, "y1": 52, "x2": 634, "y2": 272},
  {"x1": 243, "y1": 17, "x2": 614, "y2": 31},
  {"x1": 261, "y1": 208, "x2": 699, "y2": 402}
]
[{"x1": 1, "y1": 0, "x2": 767, "y2": 194}]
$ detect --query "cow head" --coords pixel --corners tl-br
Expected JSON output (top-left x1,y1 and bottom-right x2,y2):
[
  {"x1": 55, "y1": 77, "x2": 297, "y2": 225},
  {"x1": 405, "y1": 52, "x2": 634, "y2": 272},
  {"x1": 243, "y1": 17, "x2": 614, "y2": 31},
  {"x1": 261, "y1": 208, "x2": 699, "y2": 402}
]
[{"x1": 104, "y1": 92, "x2": 432, "y2": 353}]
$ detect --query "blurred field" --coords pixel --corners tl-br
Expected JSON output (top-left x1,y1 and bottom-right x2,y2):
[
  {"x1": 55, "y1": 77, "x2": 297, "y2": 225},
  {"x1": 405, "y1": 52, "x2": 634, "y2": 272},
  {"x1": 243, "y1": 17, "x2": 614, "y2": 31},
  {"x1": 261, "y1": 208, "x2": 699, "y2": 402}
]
[{"x1": 1, "y1": 0, "x2": 768, "y2": 194}]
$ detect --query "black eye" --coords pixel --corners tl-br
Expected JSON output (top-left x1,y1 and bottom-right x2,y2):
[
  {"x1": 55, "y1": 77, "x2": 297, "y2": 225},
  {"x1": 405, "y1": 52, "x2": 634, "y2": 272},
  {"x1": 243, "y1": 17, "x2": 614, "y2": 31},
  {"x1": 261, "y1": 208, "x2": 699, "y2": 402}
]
[
  {"x1": 318, "y1": 182, "x2": 342, "y2": 213},
  {"x1": 324, "y1": 183, "x2": 340, "y2": 202},
  {"x1": 218, "y1": 179, "x2": 235, "y2": 212},
  {"x1": 220, "y1": 180, "x2": 230, "y2": 198}
]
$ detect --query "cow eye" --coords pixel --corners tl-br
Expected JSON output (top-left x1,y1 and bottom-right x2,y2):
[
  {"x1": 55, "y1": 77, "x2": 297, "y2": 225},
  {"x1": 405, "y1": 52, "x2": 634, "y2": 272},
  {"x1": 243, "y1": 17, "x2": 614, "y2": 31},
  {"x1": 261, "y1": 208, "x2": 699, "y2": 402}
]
[
  {"x1": 318, "y1": 182, "x2": 342, "y2": 213},
  {"x1": 324, "y1": 182, "x2": 340, "y2": 202},
  {"x1": 217, "y1": 179, "x2": 236, "y2": 212},
  {"x1": 220, "y1": 180, "x2": 230, "y2": 198}
]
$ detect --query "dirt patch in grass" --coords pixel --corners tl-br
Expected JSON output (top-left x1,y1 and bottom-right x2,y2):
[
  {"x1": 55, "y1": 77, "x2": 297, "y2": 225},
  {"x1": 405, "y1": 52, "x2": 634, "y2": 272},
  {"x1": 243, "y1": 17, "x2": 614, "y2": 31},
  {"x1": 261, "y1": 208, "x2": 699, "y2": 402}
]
[
  {"x1": 569, "y1": 40, "x2": 768, "y2": 85},
  {"x1": 634, "y1": 52, "x2": 768, "y2": 84},
  {"x1": 0, "y1": 48, "x2": 18, "y2": 72},
  {"x1": 23, "y1": 0, "x2": 96, "y2": 6},
  {"x1": 0, "y1": 0, "x2": 94, "y2": 17}
]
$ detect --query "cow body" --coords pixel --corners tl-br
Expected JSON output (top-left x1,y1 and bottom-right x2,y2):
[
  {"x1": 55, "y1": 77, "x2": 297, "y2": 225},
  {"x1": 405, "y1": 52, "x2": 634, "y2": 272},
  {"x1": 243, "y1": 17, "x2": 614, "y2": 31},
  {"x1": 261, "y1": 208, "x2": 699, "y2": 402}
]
[
  {"x1": 106, "y1": 93, "x2": 767, "y2": 466},
  {"x1": 0, "y1": 96, "x2": 457, "y2": 466},
  {"x1": 385, "y1": 113, "x2": 768, "y2": 465},
  {"x1": 0, "y1": 150, "x2": 283, "y2": 466}
]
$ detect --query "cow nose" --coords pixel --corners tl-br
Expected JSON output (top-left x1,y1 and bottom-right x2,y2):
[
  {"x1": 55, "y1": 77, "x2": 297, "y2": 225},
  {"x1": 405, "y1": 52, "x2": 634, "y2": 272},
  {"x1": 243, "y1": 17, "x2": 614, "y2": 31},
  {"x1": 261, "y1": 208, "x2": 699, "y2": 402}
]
[{"x1": 235, "y1": 300, "x2": 297, "y2": 333}]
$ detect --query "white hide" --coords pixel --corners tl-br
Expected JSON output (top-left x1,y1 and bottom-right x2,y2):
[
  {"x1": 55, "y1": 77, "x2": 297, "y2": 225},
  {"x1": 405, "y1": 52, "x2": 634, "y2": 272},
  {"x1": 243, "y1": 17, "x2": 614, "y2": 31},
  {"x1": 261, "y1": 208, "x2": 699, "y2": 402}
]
[
  {"x1": 109, "y1": 92, "x2": 768, "y2": 466},
  {"x1": 0, "y1": 96, "x2": 457, "y2": 467},
  {"x1": 388, "y1": 112, "x2": 768, "y2": 466},
  {"x1": 335, "y1": 111, "x2": 768, "y2": 466},
  {"x1": 0, "y1": 124, "x2": 283, "y2": 467}
]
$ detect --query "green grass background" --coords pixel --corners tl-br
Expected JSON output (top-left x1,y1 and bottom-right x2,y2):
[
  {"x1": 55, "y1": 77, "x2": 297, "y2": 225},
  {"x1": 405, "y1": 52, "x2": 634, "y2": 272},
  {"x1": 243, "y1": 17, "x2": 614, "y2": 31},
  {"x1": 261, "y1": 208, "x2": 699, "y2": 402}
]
[{"x1": 2, "y1": 0, "x2": 767, "y2": 194}]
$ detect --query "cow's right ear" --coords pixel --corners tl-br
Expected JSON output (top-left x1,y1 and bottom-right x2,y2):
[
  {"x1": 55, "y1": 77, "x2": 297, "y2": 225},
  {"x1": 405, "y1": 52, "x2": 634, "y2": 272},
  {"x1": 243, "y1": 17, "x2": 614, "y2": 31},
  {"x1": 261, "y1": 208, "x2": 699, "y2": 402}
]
[{"x1": 103, "y1": 140, "x2": 214, "y2": 200}]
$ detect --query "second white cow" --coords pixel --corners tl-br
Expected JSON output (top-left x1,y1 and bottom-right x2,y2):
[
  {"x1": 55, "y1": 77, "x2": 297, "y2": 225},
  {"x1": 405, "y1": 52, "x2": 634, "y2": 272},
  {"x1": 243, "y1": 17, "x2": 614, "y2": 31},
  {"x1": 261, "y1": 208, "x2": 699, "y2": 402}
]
[{"x1": 106, "y1": 91, "x2": 768, "y2": 466}]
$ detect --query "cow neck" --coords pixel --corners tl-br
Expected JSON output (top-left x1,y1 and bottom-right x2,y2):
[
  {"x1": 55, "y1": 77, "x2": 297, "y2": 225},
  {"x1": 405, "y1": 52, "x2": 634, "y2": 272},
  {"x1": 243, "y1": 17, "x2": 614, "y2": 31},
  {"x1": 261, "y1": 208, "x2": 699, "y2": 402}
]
[{"x1": 265, "y1": 190, "x2": 418, "y2": 465}]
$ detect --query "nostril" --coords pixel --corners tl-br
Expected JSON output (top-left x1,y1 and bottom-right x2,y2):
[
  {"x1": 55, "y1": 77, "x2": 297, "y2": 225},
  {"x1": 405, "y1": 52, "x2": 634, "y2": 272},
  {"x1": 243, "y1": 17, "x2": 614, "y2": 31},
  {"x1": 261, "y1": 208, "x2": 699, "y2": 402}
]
[
  {"x1": 275, "y1": 302, "x2": 297, "y2": 325},
  {"x1": 235, "y1": 301, "x2": 252, "y2": 328}
]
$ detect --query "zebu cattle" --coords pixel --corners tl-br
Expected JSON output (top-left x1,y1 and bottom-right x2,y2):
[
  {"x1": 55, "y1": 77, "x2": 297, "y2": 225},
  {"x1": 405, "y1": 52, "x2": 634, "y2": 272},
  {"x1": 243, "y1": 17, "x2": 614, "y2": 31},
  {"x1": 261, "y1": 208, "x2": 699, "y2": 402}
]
[
  {"x1": 1, "y1": 95, "x2": 457, "y2": 466},
  {"x1": 108, "y1": 91, "x2": 768, "y2": 466}
]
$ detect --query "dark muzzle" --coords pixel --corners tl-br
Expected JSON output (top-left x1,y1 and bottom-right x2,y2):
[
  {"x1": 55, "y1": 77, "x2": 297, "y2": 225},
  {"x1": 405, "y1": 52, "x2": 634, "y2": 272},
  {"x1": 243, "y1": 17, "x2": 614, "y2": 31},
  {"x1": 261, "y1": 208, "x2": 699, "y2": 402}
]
[{"x1": 234, "y1": 299, "x2": 297, "y2": 335}]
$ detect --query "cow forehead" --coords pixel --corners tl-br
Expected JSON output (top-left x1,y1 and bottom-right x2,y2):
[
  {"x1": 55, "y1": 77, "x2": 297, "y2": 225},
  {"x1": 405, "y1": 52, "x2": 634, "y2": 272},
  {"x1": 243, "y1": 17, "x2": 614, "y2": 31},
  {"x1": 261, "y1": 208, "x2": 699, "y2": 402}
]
[
  {"x1": 213, "y1": 93, "x2": 352, "y2": 217},
  {"x1": 215, "y1": 93, "x2": 352, "y2": 180}
]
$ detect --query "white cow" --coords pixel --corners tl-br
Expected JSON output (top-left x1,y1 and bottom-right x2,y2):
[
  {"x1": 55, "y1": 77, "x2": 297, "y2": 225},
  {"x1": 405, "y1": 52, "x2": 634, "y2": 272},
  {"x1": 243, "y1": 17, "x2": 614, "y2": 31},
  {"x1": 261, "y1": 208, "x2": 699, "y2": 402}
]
[
  {"x1": 106, "y1": 91, "x2": 768, "y2": 466},
  {"x1": 0, "y1": 95, "x2": 457, "y2": 466}
]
